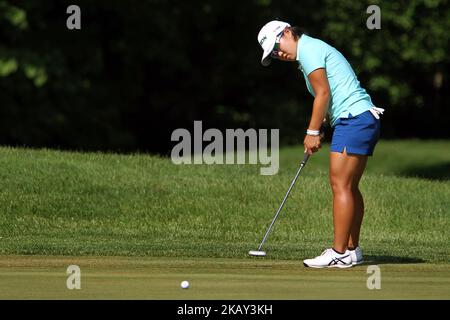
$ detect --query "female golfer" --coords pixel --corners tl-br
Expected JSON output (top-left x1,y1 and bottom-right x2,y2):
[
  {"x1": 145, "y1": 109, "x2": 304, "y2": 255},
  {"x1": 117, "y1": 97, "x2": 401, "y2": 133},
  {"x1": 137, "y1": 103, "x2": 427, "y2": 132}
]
[{"x1": 258, "y1": 20, "x2": 384, "y2": 268}]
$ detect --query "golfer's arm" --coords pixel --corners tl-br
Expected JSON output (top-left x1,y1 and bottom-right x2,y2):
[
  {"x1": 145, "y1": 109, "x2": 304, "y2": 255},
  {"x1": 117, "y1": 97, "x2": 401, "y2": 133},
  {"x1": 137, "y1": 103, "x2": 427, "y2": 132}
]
[{"x1": 307, "y1": 68, "x2": 330, "y2": 131}]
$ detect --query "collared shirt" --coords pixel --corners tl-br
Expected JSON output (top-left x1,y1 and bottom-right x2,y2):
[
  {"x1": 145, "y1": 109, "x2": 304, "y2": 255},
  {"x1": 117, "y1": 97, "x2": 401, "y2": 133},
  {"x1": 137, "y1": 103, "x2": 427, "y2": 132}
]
[{"x1": 297, "y1": 34, "x2": 373, "y2": 127}]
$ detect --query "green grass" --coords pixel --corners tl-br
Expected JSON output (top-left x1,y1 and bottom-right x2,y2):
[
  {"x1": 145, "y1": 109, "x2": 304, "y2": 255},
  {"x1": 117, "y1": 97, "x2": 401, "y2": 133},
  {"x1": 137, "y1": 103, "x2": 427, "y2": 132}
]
[
  {"x1": 0, "y1": 140, "x2": 449, "y2": 299},
  {"x1": 0, "y1": 140, "x2": 448, "y2": 263},
  {"x1": 1, "y1": 256, "x2": 449, "y2": 299}
]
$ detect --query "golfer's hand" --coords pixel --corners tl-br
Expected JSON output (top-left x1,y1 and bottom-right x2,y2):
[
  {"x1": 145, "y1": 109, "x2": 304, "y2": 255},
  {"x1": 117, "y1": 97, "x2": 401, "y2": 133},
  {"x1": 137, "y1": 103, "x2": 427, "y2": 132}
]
[{"x1": 304, "y1": 135, "x2": 322, "y2": 155}]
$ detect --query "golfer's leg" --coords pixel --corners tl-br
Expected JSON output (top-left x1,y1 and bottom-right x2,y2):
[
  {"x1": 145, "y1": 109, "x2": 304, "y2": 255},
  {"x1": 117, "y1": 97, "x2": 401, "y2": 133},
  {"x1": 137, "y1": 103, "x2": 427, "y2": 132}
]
[
  {"x1": 348, "y1": 186, "x2": 365, "y2": 249},
  {"x1": 330, "y1": 149, "x2": 368, "y2": 253}
]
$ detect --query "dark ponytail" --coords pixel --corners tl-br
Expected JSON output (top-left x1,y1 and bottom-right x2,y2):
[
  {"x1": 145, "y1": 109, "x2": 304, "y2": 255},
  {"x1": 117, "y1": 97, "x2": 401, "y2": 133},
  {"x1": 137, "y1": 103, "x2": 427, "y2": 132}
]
[{"x1": 288, "y1": 26, "x2": 306, "y2": 40}]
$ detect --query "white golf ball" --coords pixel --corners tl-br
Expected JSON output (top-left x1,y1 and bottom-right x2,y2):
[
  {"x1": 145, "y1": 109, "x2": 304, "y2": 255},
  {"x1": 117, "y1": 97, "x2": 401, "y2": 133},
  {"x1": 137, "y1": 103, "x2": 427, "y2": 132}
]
[{"x1": 181, "y1": 280, "x2": 189, "y2": 289}]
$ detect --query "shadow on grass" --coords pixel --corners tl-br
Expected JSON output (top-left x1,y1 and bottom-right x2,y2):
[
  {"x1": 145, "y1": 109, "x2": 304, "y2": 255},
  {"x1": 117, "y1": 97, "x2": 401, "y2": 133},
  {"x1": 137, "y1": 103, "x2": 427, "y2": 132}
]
[
  {"x1": 399, "y1": 162, "x2": 450, "y2": 180},
  {"x1": 363, "y1": 255, "x2": 426, "y2": 264}
]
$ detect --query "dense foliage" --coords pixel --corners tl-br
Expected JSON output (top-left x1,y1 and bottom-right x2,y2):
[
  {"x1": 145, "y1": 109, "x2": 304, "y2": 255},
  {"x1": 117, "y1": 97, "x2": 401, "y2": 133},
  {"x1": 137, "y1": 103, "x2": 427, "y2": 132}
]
[{"x1": 0, "y1": 0, "x2": 448, "y2": 153}]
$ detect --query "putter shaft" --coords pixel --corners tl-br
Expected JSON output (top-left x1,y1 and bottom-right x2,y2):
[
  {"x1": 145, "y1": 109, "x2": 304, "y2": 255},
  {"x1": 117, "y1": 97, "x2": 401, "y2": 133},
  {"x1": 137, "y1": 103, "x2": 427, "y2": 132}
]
[{"x1": 257, "y1": 153, "x2": 310, "y2": 251}]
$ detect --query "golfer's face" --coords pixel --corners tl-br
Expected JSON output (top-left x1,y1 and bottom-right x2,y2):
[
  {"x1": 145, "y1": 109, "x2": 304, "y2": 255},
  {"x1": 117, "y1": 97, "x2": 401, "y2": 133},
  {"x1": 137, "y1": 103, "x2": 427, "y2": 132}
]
[{"x1": 272, "y1": 29, "x2": 297, "y2": 62}]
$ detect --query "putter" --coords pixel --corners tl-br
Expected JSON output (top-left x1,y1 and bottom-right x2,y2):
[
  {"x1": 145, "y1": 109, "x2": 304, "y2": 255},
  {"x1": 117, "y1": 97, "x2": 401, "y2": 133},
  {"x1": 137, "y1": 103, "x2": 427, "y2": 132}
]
[{"x1": 249, "y1": 152, "x2": 310, "y2": 257}]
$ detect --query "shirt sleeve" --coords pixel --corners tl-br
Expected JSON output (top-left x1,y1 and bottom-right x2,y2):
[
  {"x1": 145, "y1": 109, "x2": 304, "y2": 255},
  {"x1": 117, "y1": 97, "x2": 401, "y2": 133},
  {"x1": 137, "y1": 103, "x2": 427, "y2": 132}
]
[{"x1": 298, "y1": 41, "x2": 326, "y2": 76}]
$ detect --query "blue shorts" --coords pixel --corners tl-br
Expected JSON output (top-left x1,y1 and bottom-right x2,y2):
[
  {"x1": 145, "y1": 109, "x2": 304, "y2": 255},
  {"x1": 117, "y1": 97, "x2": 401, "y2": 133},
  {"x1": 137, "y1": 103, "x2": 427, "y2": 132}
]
[{"x1": 330, "y1": 110, "x2": 380, "y2": 156}]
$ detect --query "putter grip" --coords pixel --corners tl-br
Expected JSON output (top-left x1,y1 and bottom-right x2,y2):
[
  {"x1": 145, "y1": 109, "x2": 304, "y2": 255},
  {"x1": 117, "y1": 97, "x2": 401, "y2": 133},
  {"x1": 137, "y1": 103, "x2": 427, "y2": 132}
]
[{"x1": 302, "y1": 153, "x2": 310, "y2": 165}]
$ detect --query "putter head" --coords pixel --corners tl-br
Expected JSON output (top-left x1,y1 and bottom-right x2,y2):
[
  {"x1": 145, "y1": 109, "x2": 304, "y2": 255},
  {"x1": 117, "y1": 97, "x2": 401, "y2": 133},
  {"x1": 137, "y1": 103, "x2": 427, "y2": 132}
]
[{"x1": 248, "y1": 250, "x2": 266, "y2": 257}]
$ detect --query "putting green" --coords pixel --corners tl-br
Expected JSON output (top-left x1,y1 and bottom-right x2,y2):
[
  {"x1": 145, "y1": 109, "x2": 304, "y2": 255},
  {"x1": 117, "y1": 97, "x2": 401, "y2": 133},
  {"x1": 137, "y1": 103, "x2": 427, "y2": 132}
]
[{"x1": 0, "y1": 256, "x2": 449, "y2": 299}]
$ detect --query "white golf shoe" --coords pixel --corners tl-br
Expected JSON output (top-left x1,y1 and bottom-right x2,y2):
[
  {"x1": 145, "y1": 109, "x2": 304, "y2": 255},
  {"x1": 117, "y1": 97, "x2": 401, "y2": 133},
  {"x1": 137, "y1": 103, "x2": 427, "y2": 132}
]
[
  {"x1": 349, "y1": 246, "x2": 364, "y2": 265},
  {"x1": 303, "y1": 248, "x2": 353, "y2": 268}
]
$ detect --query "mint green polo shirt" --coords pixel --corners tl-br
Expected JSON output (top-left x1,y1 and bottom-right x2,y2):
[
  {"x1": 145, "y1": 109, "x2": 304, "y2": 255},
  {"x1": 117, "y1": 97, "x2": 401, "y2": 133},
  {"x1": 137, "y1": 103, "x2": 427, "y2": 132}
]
[{"x1": 296, "y1": 34, "x2": 373, "y2": 127}]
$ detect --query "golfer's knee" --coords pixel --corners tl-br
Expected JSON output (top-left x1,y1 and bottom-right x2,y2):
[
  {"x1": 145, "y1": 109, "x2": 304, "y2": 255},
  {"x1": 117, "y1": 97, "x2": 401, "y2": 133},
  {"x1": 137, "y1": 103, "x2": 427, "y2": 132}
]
[{"x1": 330, "y1": 177, "x2": 353, "y2": 194}]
